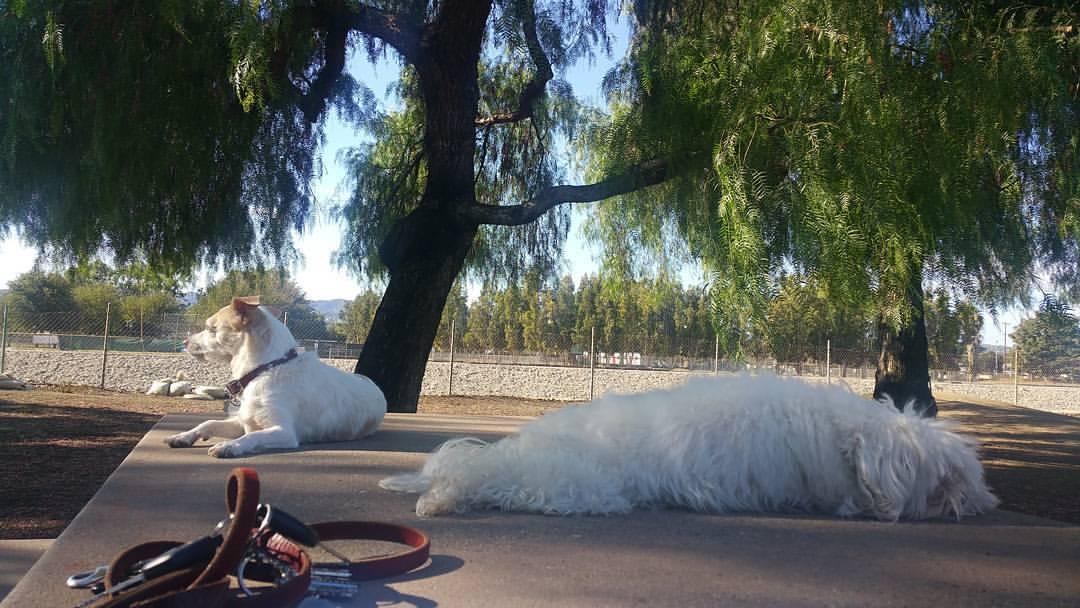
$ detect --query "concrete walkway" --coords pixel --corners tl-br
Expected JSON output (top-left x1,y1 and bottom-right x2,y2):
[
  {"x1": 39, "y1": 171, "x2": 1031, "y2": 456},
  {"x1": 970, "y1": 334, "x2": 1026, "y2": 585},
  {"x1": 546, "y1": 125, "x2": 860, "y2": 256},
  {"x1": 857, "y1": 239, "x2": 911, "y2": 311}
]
[
  {"x1": 3, "y1": 413, "x2": 1079, "y2": 607},
  {"x1": 0, "y1": 540, "x2": 51, "y2": 603}
]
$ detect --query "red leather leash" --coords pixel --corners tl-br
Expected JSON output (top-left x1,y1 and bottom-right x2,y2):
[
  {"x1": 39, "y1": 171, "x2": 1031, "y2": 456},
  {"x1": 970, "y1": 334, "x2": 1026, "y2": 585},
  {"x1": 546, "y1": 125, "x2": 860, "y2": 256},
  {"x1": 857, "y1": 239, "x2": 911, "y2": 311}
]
[
  {"x1": 310, "y1": 520, "x2": 430, "y2": 581},
  {"x1": 80, "y1": 468, "x2": 430, "y2": 608}
]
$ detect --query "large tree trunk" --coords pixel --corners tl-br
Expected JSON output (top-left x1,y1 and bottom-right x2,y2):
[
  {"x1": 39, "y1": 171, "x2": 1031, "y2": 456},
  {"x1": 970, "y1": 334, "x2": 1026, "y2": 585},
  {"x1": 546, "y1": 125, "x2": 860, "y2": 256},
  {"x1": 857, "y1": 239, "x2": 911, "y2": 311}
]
[
  {"x1": 354, "y1": 0, "x2": 491, "y2": 412},
  {"x1": 355, "y1": 208, "x2": 477, "y2": 411},
  {"x1": 873, "y1": 270, "x2": 938, "y2": 417}
]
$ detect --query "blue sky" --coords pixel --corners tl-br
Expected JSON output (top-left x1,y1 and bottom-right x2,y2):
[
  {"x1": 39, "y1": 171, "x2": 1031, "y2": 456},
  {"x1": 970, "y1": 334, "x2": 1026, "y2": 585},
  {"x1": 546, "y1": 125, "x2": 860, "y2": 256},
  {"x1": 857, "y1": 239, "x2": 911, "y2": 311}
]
[{"x1": 0, "y1": 14, "x2": 1031, "y2": 345}]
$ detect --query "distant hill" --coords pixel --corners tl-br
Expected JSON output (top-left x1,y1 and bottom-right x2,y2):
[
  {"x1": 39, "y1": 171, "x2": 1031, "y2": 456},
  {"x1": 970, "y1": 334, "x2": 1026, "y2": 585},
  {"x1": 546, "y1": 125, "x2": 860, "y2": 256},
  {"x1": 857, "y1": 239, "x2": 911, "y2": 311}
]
[{"x1": 310, "y1": 299, "x2": 348, "y2": 323}]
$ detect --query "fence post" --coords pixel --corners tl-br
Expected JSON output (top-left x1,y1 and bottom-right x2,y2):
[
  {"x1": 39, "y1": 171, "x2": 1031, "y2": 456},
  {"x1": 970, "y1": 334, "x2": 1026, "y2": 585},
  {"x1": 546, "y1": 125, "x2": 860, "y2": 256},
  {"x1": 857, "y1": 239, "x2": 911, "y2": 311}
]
[
  {"x1": 1, "y1": 304, "x2": 8, "y2": 374},
  {"x1": 826, "y1": 339, "x2": 831, "y2": 384},
  {"x1": 1014, "y1": 347, "x2": 1019, "y2": 406},
  {"x1": 100, "y1": 302, "x2": 112, "y2": 389},
  {"x1": 448, "y1": 319, "x2": 456, "y2": 396},
  {"x1": 714, "y1": 334, "x2": 719, "y2": 375},
  {"x1": 589, "y1": 326, "x2": 596, "y2": 401}
]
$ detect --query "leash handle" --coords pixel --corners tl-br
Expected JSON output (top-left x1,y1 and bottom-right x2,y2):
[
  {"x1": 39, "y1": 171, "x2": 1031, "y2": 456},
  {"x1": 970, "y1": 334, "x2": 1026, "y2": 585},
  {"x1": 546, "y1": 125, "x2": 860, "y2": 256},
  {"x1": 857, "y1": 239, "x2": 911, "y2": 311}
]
[{"x1": 191, "y1": 467, "x2": 261, "y2": 586}]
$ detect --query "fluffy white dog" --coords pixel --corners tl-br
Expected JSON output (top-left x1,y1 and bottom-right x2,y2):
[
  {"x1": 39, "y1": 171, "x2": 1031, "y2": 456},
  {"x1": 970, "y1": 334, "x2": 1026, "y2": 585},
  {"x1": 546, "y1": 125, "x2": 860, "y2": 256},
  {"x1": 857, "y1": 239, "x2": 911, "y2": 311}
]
[
  {"x1": 165, "y1": 297, "x2": 386, "y2": 458},
  {"x1": 381, "y1": 374, "x2": 997, "y2": 521}
]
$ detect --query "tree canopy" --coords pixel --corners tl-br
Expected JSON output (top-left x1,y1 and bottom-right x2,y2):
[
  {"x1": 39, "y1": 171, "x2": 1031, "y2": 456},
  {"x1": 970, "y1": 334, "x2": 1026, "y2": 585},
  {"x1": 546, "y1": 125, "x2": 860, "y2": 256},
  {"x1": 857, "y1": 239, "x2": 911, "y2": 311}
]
[
  {"x1": 1, "y1": 268, "x2": 182, "y2": 335},
  {"x1": 586, "y1": 0, "x2": 1077, "y2": 411},
  {"x1": 1012, "y1": 296, "x2": 1080, "y2": 379},
  {"x1": 190, "y1": 269, "x2": 336, "y2": 340},
  {"x1": 924, "y1": 287, "x2": 983, "y2": 372},
  {"x1": 1, "y1": 1, "x2": 317, "y2": 269},
  {"x1": 2, "y1": 0, "x2": 1076, "y2": 409},
  {"x1": 592, "y1": 0, "x2": 1077, "y2": 321}
]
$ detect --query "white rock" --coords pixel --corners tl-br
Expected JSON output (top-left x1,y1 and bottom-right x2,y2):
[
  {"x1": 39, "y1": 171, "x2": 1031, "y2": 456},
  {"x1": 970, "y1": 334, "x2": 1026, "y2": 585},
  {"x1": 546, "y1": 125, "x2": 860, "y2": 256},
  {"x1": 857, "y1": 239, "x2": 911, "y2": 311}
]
[
  {"x1": 193, "y1": 385, "x2": 229, "y2": 399},
  {"x1": 168, "y1": 380, "x2": 195, "y2": 396},
  {"x1": 182, "y1": 393, "x2": 215, "y2": 400},
  {"x1": 147, "y1": 379, "x2": 173, "y2": 396}
]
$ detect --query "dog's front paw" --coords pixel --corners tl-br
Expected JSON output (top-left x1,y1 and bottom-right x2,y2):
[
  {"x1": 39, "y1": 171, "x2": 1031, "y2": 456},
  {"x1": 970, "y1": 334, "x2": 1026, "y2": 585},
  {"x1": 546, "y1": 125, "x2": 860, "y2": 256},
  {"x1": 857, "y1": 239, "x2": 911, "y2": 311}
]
[
  {"x1": 165, "y1": 432, "x2": 197, "y2": 448},
  {"x1": 208, "y1": 441, "x2": 242, "y2": 458}
]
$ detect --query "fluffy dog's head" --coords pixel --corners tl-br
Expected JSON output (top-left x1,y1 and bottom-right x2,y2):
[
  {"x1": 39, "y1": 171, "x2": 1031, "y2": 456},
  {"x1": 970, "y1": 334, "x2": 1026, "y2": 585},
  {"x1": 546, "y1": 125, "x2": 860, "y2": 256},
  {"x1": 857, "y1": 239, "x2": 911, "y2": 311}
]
[
  {"x1": 185, "y1": 296, "x2": 266, "y2": 363},
  {"x1": 846, "y1": 411, "x2": 999, "y2": 521}
]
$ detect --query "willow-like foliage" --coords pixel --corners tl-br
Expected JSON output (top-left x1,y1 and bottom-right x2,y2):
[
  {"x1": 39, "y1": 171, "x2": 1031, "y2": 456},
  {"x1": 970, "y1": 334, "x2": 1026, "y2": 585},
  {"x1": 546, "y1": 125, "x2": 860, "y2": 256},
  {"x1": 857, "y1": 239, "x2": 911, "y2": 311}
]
[
  {"x1": 334, "y1": 0, "x2": 606, "y2": 286},
  {"x1": 2, "y1": 0, "x2": 617, "y2": 286},
  {"x1": 588, "y1": 0, "x2": 1079, "y2": 330},
  {"x1": 0, "y1": 1, "x2": 340, "y2": 270}
]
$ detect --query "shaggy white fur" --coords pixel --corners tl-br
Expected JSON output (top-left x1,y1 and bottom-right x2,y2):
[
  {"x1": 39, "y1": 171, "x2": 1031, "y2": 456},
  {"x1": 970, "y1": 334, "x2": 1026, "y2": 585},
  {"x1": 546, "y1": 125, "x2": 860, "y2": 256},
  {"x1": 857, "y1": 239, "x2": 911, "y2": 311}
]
[{"x1": 380, "y1": 374, "x2": 997, "y2": 521}]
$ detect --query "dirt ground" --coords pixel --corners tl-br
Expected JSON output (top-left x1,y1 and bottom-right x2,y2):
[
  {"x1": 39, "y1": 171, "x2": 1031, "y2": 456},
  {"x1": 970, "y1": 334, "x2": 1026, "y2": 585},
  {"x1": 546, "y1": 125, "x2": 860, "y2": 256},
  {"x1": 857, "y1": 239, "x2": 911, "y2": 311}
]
[{"x1": 0, "y1": 386, "x2": 1077, "y2": 539}]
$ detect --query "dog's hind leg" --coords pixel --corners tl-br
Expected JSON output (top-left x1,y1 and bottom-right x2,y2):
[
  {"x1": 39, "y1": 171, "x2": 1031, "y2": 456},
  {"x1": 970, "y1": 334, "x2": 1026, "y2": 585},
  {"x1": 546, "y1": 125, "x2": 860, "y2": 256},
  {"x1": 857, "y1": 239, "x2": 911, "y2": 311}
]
[
  {"x1": 207, "y1": 425, "x2": 299, "y2": 458},
  {"x1": 165, "y1": 419, "x2": 246, "y2": 448}
]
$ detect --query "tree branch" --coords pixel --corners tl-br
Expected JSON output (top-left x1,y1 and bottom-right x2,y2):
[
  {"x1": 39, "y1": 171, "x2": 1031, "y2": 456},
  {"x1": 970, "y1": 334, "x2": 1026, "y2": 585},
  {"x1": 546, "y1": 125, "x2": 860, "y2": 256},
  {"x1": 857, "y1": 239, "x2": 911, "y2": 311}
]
[
  {"x1": 474, "y1": 0, "x2": 554, "y2": 128},
  {"x1": 337, "y1": 2, "x2": 423, "y2": 63},
  {"x1": 460, "y1": 159, "x2": 670, "y2": 226},
  {"x1": 297, "y1": 19, "x2": 348, "y2": 124},
  {"x1": 292, "y1": 2, "x2": 423, "y2": 124}
]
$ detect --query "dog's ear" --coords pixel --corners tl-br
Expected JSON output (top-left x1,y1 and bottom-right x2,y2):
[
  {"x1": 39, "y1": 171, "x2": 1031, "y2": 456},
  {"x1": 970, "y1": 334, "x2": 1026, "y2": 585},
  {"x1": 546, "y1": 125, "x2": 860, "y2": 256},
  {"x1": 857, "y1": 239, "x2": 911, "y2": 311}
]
[{"x1": 231, "y1": 296, "x2": 261, "y2": 325}]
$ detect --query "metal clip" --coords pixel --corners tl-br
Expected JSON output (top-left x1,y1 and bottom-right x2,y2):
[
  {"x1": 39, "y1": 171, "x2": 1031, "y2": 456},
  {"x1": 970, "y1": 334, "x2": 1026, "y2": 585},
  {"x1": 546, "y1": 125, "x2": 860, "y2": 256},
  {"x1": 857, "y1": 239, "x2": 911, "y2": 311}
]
[
  {"x1": 236, "y1": 547, "x2": 298, "y2": 597},
  {"x1": 223, "y1": 397, "x2": 241, "y2": 415},
  {"x1": 66, "y1": 566, "x2": 107, "y2": 590}
]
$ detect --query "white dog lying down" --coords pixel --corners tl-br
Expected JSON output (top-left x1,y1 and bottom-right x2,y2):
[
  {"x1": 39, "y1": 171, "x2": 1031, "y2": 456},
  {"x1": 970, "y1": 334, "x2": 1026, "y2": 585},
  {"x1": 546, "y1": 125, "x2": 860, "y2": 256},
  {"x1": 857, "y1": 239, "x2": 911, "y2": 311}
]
[
  {"x1": 381, "y1": 374, "x2": 997, "y2": 521},
  {"x1": 165, "y1": 297, "x2": 386, "y2": 458}
]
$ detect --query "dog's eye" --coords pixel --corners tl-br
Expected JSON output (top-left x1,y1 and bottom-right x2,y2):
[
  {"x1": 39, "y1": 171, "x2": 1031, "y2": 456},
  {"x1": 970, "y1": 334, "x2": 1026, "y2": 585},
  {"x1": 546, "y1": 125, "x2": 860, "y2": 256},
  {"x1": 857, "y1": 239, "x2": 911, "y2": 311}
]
[{"x1": 206, "y1": 326, "x2": 216, "y2": 334}]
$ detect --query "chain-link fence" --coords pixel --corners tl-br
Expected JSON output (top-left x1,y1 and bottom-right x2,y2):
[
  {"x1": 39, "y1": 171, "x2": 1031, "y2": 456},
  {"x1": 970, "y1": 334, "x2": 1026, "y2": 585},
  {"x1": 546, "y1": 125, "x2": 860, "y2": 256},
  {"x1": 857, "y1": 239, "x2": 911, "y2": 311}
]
[
  {"x1": 0, "y1": 303, "x2": 1075, "y2": 403},
  {"x1": 0, "y1": 307, "x2": 361, "y2": 356}
]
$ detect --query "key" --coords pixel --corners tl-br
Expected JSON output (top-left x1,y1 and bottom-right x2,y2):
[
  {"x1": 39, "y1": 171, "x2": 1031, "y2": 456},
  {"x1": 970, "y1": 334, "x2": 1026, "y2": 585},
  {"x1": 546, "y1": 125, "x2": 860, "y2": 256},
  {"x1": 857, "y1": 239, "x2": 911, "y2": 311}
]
[
  {"x1": 256, "y1": 504, "x2": 352, "y2": 563},
  {"x1": 73, "y1": 535, "x2": 222, "y2": 608},
  {"x1": 308, "y1": 578, "x2": 360, "y2": 598}
]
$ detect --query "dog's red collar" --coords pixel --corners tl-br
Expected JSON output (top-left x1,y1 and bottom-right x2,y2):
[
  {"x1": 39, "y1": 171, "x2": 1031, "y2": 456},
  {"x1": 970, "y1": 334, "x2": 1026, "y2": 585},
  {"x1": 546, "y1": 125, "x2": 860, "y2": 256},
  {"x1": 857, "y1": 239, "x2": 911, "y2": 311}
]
[{"x1": 225, "y1": 348, "x2": 299, "y2": 398}]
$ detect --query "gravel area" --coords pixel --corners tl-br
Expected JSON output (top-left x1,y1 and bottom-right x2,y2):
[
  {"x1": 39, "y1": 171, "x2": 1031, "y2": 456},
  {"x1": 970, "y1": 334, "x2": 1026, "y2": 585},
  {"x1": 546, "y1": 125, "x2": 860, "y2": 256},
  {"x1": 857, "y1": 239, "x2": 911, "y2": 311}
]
[{"x1": 2, "y1": 348, "x2": 1078, "y2": 416}]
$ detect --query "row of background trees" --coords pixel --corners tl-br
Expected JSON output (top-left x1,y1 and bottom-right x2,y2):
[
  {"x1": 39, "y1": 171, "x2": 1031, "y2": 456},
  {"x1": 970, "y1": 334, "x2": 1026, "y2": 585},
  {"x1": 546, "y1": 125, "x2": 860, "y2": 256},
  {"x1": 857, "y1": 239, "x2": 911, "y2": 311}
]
[{"x1": 7, "y1": 265, "x2": 1078, "y2": 380}]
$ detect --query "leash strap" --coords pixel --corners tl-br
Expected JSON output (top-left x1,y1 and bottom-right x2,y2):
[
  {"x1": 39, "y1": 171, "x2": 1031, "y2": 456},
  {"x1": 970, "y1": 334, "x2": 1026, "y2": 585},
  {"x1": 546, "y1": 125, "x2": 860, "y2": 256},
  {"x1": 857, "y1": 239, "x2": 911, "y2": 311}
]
[
  {"x1": 310, "y1": 521, "x2": 431, "y2": 581},
  {"x1": 78, "y1": 468, "x2": 430, "y2": 608}
]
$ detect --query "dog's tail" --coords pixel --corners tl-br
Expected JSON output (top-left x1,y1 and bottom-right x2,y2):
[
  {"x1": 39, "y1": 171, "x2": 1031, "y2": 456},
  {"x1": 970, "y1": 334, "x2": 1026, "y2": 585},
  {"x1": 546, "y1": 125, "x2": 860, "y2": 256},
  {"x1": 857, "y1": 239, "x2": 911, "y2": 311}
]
[
  {"x1": 378, "y1": 472, "x2": 432, "y2": 493},
  {"x1": 379, "y1": 437, "x2": 491, "y2": 495}
]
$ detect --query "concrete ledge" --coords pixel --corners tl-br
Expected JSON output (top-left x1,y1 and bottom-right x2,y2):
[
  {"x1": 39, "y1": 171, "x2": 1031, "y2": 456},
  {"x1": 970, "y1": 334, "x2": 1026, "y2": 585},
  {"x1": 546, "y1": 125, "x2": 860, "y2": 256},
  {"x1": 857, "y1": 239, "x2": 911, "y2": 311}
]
[
  {"x1": 0, "y1": 540, "x2": 51, "y2": 603},
  {"x1": 3, "y1": 413, "x2": 1079, "y2": 607}
]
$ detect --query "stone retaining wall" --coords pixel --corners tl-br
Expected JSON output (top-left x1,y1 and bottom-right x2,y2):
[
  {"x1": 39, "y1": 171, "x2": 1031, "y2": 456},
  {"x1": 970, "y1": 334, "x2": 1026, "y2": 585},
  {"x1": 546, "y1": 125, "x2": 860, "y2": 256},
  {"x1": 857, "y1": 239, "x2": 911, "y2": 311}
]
[{"x1": 2, "y1": 348, "x2": 1077, "y2": 416}]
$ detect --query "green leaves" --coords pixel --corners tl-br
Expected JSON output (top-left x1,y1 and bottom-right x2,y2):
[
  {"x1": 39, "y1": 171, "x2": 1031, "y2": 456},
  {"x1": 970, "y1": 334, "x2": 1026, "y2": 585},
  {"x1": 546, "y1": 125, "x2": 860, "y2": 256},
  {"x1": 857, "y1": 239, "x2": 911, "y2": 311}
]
[
  {"x1": 586, "y1": 0, "x2": 1078, "y2": 335},
  {"x1": 41, "y1": 11, "x2": 62, "y2": 71},
  {"x1": 1012, "y1": 296, "x2": 1080, "y2": 378},
  {"x1": 1, "y1": 1, "x2": 323, "y2": 272}
]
